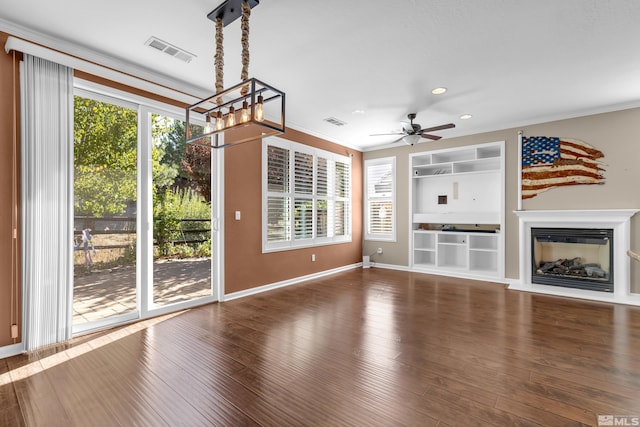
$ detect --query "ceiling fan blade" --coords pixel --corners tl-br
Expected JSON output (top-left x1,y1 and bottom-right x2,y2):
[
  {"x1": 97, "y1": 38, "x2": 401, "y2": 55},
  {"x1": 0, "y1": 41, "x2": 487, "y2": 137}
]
[
  {"x1": 370, "y1": 132, "x2": 404, "y2": 137},
  {"x1": 419, "y1": 133, "x2": 442, "y2": 141},
  {"x1": 391, "y1": 136, "x2": 406, "y2": 144},
  {"x1": 420, "y1": 123, "x2": 456, "y2": 133}
]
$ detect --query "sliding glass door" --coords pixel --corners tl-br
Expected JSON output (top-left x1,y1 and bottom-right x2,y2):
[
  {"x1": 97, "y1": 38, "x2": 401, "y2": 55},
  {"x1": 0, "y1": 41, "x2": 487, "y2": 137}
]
[
  {"x1": 150, "y1": 114, "x2": 213, "y2": 307},
  {"x1": 72, "y1": 86, "x2": 218, "y2": 332},
  {"x1": 73, "y1": 93, "x2": 139, "y2": 327}
]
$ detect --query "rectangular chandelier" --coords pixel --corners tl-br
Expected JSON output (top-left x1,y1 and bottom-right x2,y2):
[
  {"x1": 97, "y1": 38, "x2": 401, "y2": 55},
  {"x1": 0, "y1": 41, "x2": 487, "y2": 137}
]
[{"x1": 185, "y1": 77, "x2": 285, "y2": 148}]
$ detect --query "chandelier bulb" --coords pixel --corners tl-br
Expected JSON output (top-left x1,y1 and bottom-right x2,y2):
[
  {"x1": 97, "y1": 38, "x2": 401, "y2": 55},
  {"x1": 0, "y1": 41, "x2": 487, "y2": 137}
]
[
  {"x1": 205, "y1": 115, "x2": 212, "y2": 133},
  {"x1": 255, "y1": 95, "x2": 264, "y2": 122},
  {"x1": 241, "y1": 100, "x2": 249, "y2": 123},
  {"x1": 226, "y1": 106, "x2": 236, "y2": 127},
  {"x1": 215, "y1": 111, "x2": 224, "y2": 131}
]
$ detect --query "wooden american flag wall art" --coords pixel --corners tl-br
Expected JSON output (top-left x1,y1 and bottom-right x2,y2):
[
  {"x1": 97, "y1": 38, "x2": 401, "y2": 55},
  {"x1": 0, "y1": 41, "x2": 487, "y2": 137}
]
[{"x1": 521, "y1": 136, "x2": 605, "y2": 199}]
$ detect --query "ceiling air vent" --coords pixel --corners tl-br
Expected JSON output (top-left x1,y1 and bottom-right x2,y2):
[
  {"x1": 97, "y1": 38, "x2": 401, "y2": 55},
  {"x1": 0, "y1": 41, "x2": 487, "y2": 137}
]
[
  {"x1": 324, "y1": 117, "x2": 347, "y2": 127},
  {"x1": 145, "y1": 37, "x2": 196, "y2": 63}
]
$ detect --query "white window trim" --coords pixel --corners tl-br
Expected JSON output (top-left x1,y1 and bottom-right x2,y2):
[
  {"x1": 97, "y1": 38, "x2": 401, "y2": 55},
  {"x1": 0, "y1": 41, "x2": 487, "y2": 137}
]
[
  {"x1": 262, "y1": 137, "x2": 352, "y2": 253},
  {"x1": 364, "y1": 156, "x2": 396, "y2": 242}
]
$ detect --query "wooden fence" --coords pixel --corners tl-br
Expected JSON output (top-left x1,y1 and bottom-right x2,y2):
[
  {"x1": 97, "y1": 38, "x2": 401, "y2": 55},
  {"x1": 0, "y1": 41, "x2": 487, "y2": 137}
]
[{"x1": 74, "y1": 216, "x2": 211, "y2": 250}]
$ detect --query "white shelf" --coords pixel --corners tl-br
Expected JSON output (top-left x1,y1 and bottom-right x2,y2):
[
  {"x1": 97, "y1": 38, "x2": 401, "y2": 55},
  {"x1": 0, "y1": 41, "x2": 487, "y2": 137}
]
[
  {"x1": 469, "y1": 234, "x2": 498, "y2": 250},
  {"x1": 469, "y1": 248, "x2": 497, "y2": 253},
  {"x1": 412, "y1": 142, "x2": 501, "y2": 178},
  {"x1": 452, "y1": 158, "x2": 501, "y2": 174},
  {"x1": 410, "y1": 141, "x2": 504, "y2": 280},
  {"x1": 413, "y1": 211, "x2": 500, "y2": 225}
]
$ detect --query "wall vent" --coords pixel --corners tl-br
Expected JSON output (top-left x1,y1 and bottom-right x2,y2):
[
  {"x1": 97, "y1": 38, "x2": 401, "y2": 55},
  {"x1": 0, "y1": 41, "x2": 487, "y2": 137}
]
[
  {"x1": 324, "y1": 117, "x2": 347, "y2": 126},
  {"x1": 145, "y1": 37, "x2": 196, "y2": 63}
]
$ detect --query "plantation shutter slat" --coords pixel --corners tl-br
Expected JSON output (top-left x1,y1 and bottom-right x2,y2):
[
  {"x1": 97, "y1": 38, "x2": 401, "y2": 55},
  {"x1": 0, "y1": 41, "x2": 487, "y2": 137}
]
[
  {"x1": 365, "y1": 158, "x2": 394, "y2": 239},
  {"x1": 316, "y1": 157, "x2": 328, "y2": 237},
  {"x1": 267, "y1": 145, "x2": 291, "y2": 243},
  {"x1": 267, "y1": 146, "x2": 289, "y2": 193},
  {"x1": 367, "y1": 162, "x2": 393, "y2": 235},
  {"x1": 294, "y1": 198, "x2": 313, "y2": 239},
  {"x1": 267, "y1": 197, "x2": 290, "y2": 242},
  {"x1": 294, "y1": 151, "x2": 313, "y2": 194},
  {"x1": 334, "y1": 161, "x2": 350, "y2": 237},
  {"x1": 317, "y1": 157, "x2": 328, "y2": 196},
  {"x1": 334, "y1": 161, "x2": 349, "y2": 198}
]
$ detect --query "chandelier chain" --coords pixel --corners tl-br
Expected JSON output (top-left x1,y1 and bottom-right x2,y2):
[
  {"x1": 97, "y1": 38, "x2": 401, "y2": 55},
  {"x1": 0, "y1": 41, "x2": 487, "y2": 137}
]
[
  {"x1": 240, "y1": 1, "x2": 251, "y2": 96},
  {"x1": 214, "y1": 17, "x2": 224, "y2": 104}
]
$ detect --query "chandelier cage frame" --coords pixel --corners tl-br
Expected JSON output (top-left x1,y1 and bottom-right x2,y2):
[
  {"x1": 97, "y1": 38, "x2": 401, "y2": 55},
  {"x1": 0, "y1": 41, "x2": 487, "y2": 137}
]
[
  {"x1": 186, "y1": 77, "x2": 285, "y2": 148},
  {"x1": 185, "y1": 0, "x2": 285, "y2": 149}
]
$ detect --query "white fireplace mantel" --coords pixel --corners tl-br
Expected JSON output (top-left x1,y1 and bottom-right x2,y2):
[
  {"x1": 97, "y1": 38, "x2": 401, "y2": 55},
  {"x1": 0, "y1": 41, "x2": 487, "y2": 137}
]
[{"x1": 511, "y1": 209, "x2": 640, "y2": 306}]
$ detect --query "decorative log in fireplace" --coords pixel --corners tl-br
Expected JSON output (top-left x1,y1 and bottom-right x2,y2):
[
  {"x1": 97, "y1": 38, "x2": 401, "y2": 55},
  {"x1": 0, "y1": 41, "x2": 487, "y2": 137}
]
[{"x1": 531, "y1": 228, "x2": 613, "y2": 292}]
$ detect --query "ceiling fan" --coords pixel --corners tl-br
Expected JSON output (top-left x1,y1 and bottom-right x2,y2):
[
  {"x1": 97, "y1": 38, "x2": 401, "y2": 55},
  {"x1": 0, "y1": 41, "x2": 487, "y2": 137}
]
[{"x1": 371, "y1": 113, "x2": 455, "y2": 145}]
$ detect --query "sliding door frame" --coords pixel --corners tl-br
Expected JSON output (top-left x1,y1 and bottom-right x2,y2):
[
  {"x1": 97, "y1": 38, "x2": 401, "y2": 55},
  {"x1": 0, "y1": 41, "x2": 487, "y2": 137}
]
[{"x1": 73, "y1": 80, "x2": 221, "y2": 334}]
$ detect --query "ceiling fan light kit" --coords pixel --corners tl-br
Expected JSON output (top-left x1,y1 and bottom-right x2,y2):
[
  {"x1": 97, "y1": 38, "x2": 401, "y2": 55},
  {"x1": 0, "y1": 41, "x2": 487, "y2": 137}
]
[
  {"x1": 186, "y1": 0, "x2": 285, "y2": 149},
  {"x1": 403, "y1": 134, "x2": 422, "y2": 146}
]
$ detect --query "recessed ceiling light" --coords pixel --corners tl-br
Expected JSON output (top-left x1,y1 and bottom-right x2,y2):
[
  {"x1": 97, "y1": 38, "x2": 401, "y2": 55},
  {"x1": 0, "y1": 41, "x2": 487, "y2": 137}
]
[
  {"x1": 352, "y1": 109, "x2": 366, "y2": 115},
  {"x1": 431, "y1": 87, "x2": 447, "y2": 95},
  {"x1": 459, "y1": 114, "x2": 473, "y2": 120}
]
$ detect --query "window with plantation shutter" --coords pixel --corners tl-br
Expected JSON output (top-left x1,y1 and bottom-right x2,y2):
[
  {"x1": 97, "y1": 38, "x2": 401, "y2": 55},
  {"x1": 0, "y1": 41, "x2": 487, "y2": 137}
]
[
  {"x1": 316, "y1": 158, "x2": 328, "y2": 238},
  {"x1": 334, "y1": 160, "x2": 350, "y2": 237},
  {"x1": 365, "y1": 157, "x2": 396, "y2": 241},
  {"x1": 263, "y1": 137, "x2": 351, "y2": 252},
  {"x1": 266, "y1": 145, "x2": 291, "y2": 243}
]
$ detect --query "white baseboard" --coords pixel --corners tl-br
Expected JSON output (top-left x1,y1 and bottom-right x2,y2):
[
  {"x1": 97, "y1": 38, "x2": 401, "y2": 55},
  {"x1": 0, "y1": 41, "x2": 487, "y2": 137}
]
[
  {"x1": 0, "y1": 342, "x2": 24, "y2": 360},
  {"x1": 507, "y1": 280, "x2": 640, "y2": 306},
  {"x1": 222, "y1": 263, "x2": 362, "y2": 301},
  {"x1": 369, "y1": 262, "x2": 411, "y2": 272},
  {"x1": 372, "y1": 262, "x2": 510, "y2": 285}
]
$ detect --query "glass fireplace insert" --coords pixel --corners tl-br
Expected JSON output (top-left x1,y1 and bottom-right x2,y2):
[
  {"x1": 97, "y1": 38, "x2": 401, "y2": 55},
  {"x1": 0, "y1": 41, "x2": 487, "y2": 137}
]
[{"x1": 531, "y1": 227, "x2": 613, "y2": 292}]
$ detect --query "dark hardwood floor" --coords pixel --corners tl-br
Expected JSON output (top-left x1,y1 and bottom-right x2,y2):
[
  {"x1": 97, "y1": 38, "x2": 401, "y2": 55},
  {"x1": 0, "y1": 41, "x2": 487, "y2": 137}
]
[{"x1": 2, "y1": 268, "x2": 640, "y2": 426}]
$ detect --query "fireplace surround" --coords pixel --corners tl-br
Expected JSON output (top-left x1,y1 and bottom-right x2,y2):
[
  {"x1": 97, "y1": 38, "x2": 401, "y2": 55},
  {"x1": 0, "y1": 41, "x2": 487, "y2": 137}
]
[{"x1": 513, "y1": 209, "x2": 640, "y2": 305}]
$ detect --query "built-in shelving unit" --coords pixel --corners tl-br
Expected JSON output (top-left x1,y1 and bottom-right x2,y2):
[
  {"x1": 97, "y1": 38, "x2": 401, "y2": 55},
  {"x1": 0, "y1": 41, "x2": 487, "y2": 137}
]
[{"x1": 410, "y1": 142, "x2": 505, "y2": 280}]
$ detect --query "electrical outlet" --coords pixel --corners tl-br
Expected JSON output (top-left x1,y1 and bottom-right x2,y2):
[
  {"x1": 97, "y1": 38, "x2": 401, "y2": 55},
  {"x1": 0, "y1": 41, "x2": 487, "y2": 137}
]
[
  {"x1": 311, "y1": 254, "x2": 316, "y2": 262},
  {"x1": 11, "y1": 324, "x2": 18, "y2": 338},
  {"x1": 377, "y1": 248, "x2": 383, "y2": 255}
]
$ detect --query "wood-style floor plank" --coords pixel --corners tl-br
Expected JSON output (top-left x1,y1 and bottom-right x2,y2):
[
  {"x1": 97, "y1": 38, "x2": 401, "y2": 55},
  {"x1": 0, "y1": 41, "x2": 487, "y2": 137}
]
[{"x1": 3, "y1": 268, "x2": 640, "y2": 426}]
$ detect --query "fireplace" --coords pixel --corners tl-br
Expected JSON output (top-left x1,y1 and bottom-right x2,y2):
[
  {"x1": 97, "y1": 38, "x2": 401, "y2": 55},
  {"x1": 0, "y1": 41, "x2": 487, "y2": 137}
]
[
  {"x1": 513, "y1": 209, "x2": 640, "y2": 306},
  {"x1": 531, "y1": 227, "x2": 613, "y2": 292}
]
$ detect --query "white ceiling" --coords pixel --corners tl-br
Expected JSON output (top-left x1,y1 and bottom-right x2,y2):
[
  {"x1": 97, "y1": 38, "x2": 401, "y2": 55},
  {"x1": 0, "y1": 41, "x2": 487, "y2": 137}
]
[{"x1": 2, "y1": 0, "x2": 640, "y2": 151}]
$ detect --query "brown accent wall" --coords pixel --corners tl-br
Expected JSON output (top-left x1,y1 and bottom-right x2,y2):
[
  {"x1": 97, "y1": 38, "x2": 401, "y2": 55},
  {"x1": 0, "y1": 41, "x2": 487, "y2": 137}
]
[
  {"x1": 224, "y1": 128, "x2": 363, "y2": 294},
  {"x1": 0, "y1": 29, "x2": 364, "y2": 350},
  {"x1": 0, "y1": 32, "x2": 21, "y2": 346}
]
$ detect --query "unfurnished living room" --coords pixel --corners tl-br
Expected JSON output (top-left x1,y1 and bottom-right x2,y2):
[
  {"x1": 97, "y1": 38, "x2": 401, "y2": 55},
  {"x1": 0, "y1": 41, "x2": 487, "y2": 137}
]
[{"x1": 1, "y1": 1, "x2": 640, "y2": 426}]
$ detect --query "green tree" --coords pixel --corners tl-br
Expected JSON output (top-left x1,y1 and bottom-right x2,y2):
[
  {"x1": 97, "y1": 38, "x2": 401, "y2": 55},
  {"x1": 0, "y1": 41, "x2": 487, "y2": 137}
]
[
  {"x1": 74, "y1": 96, "x2": 138, "y2": 217},
  {"x1": 155, "y1": 119, "x2": 211, "y2": 202}
]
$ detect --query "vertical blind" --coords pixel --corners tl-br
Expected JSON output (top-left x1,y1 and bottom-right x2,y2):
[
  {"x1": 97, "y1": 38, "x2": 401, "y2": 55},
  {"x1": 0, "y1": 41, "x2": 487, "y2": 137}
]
[{"x1": 21, "y1": 54, "x2": 74, "y2": 350}]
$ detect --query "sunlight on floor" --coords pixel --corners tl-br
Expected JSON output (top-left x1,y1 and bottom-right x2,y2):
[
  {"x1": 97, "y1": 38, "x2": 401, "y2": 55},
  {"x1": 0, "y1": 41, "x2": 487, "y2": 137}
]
[{"x1": 0, "y1": 311, "x2": 184, "y2": 386}]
